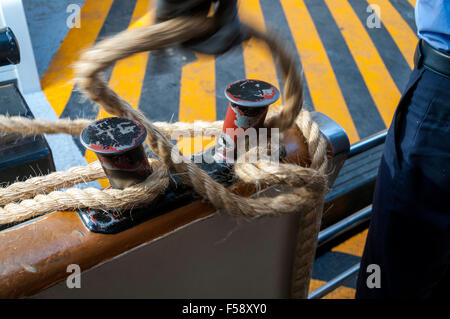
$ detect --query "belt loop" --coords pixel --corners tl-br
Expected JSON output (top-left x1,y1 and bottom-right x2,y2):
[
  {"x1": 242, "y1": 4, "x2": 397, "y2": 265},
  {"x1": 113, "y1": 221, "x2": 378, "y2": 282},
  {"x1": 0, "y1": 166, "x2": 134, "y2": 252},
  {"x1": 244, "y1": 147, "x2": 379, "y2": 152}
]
[{"x1": 414, "y1": 39, "x2": 423, "y2": 70}]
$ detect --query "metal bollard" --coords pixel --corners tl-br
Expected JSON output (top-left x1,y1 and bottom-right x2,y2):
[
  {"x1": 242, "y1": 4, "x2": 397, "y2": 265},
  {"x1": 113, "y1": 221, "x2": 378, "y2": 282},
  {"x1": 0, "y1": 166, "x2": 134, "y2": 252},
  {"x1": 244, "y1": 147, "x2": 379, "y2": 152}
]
[
  {"x1": 214, "y1": 79, "x2": 280, "y2": 163},
  {"x1": 77, "y1": 117, "x2": 156, "y2": 234},
  {"x1": 309, "y1": 111, "x2": 350, "y2": 186},
  {"x1": 0, "y1": 27, "x2": 20, "y2": 67},
  {"x1": 80, "y1": 117, "x2": 152, "y2": 189}
]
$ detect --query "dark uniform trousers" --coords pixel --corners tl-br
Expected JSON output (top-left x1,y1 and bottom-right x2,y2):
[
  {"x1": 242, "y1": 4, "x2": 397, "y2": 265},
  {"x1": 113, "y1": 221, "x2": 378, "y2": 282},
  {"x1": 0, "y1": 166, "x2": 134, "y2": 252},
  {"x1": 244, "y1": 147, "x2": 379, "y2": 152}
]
[{"x1": 356, "y1": 59, "x2": 450, "y2": 298}]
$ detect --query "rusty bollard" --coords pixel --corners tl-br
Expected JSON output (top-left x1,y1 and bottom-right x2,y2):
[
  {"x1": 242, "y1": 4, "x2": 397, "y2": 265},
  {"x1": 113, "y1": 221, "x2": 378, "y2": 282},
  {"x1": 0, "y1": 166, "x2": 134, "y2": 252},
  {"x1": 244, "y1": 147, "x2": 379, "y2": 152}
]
[
  {"x1": 214, "y1": 79, "x2": 280, "y2": 163},
  {"x1": 78, "y1": 117, "x2": 155, "y2": 233},
  {"x1": 80, "y1": 117, "x2": 152, "y2": 189}
]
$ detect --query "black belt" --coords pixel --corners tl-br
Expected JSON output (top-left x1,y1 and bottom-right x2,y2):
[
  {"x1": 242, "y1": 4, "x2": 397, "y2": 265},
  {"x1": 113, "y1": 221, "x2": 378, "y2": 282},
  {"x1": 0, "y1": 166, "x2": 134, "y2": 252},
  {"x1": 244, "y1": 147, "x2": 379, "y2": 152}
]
[{"x1": 414, "y1": 39, "x2": 450, "y2": 79}]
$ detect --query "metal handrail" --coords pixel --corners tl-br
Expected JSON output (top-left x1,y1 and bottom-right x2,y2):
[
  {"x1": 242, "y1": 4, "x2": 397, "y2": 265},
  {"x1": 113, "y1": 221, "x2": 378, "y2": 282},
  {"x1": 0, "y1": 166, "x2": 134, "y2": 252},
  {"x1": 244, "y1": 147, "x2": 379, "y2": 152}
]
[
  {"x1": 348, "y1": 130, "x2": 387, "y2": 158},
  {"x1": 308, "y1": 130, "x2": 387, "y2": 299},
  {"x1": 308, "y1": 264, "x2": 360, "y2": 299},
  {"x1": 318, "y1": 206, "x2": 372, "y2": 248},
  {"x1": 308, "y1": 207, "x2": 371, "y2": 298}
]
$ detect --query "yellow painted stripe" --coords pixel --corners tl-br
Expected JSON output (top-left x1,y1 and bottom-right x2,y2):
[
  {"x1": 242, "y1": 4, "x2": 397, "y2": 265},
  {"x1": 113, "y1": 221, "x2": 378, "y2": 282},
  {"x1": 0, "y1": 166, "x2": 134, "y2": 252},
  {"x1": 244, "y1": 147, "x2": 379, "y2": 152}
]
[
  {"x1": 408, "y1": 0, "x2": 416, "y2": 7},
  {"x1": 41, "y1": 0, "x2": 114, "y2": 117},
  {"x1": 367, "y1": 0, "x2": 417, "y2": 68},
  {"x1": 324, "y1": 0, "x2": 401, "y2": 127},
  {"x1": 177, "y1": 53, "x2": 216, "y2": 155},
  {"x1": 237, "y1": 0, "x2": 282, "y2": 111},
  {"x1": 280, "y1": 0, "x2": 359, "y2": 143},
  {"x1": 97, "y1": 0, "x2": 154, "y2": 119},
  {"x1": 86, "y1": 0, "x2": 154, "y2": 188},
  {"x1": 178, "y1": 54, "x2": 216, "y2": 122},
  {"x1": 332, "y1": 229, "x2": 368, "y2": 257},
  {"x1": 309, "y1": 279, "x2": 356, "y2": 299}
]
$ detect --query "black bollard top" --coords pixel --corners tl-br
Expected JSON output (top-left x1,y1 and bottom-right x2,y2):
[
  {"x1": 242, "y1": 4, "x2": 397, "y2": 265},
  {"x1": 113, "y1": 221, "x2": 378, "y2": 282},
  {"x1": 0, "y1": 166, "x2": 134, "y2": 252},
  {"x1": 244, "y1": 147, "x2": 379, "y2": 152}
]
[
  {"x1": 225, "y1": 79, "x2": 280, "y2": 107},
  {"x1": 0, "y1": 27, "x2": 20, "y2": 67},
  {"x1": 80, "y1": 117, "x2": 147, "y2": 155}
]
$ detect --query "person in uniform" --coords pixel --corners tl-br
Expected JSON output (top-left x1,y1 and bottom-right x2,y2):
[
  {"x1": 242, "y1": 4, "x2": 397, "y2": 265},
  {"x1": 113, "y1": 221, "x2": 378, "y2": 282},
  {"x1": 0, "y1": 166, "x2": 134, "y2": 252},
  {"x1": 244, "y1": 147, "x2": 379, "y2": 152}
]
[{"x1": 356, "y1": 0, "x2": 450, "y2": 298}]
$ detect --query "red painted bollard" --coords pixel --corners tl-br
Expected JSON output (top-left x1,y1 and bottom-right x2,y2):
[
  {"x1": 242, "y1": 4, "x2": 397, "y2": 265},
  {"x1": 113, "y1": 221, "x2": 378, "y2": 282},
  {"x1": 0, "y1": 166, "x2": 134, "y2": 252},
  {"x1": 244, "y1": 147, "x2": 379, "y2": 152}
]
[{"x1": 214, "y1": 79, "x2": 280, "y2": 163}]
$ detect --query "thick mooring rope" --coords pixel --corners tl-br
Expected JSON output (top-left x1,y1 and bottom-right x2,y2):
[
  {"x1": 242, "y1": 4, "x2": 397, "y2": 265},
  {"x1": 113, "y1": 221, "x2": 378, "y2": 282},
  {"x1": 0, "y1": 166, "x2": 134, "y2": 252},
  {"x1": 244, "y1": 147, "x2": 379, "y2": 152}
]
[
  {"x1": 72, "y1": 17, "x2": 329, "y2": 217},
  {"x1": 0, "y1": 15, "x2": 329, "y2": 298},
  {"x1": 0, "y1": 115, "x2": 223, "y2": 138}
]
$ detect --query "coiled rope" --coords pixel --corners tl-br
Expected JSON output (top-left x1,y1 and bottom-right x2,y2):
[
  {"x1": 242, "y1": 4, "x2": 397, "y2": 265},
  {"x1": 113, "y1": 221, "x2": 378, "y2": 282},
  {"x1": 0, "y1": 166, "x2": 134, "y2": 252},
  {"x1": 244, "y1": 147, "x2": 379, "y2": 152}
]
[{"x1": 0, "y1": 15, "x2": 330, "y2": 298}]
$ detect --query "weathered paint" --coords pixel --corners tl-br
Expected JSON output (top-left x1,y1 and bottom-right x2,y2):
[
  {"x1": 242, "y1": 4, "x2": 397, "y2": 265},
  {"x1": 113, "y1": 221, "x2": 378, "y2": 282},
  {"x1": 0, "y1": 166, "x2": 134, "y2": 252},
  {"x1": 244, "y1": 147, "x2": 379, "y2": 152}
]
[
  {"x1": 81, "y1": 117, "x2": 147, "y2": 155},
  {"x1": 225, "y1": 79, "x2": 279, "y2": 106},
  {"x1": 215, "y1": 79, "x2": 279, "y2": 163},
  {"x1": 80, "y1": 117, "x2": 151, "y2": 190}
]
